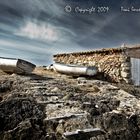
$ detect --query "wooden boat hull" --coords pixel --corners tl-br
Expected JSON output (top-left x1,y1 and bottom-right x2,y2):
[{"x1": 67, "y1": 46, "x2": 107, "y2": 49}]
[
  {"x1": 53, "y1": 63, "x2": 97, "y2": 76},
  {"x1": 0, "y1": 57, "x2": 36, "y2": 74}
]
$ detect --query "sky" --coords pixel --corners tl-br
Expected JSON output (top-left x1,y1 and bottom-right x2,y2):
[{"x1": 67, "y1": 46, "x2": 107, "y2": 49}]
[{"x1": 0, "y1": 0, "x2": 140, "y2": 65}]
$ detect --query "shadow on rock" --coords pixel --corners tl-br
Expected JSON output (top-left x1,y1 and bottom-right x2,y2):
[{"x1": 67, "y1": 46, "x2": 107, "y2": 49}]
[
  {"x1": 0, "y1": 98, "x2": 47, "y2": 140},
  {"x1": 28, "y1": 74, "x2": 53, "y2": 80}
]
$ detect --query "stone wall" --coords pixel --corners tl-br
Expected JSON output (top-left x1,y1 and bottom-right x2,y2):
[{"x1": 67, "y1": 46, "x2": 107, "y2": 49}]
[{"x1": 53, "y1": 51, "x2": 132, "y2": 84}]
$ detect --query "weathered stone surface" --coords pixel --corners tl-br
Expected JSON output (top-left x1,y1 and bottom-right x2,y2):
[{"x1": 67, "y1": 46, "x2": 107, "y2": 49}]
[
  {"x1": 0, "y1": 119, "x2": 46, "y2": 140},
  {"x1": 121, "y1": 67, "x2": 130, "y2": 72},
  {"x1": 63, "y1": 128, "x2": 105, "y2": 140},
  {"x1": 0, "y1": 97, "x2": 46, "y2": 140},
  {"x1": 123, "y1": 78, "x2": 132, "y2": 84},
  {"x1": 0, "y1": 81, "x2": 12, "y2": 93},
  {"x1": 121, "y1": 71, "x2": 130, "y2": 78},
  {"x1": 121, "y1": 62, "x2": 131, "y2": 67},
  {"x1": 0, "y1": 70, "x2": 140, "y2": 140}
]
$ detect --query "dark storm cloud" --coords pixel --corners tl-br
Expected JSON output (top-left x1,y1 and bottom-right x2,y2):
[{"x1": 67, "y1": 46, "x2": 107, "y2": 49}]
[{"x1": 0, "y1": 0, "x2": 140, "y2": 65}]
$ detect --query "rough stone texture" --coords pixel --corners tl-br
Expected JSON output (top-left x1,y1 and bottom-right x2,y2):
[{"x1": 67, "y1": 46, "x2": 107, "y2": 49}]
[
  {"x1": 0, "y1": 70, "x2": 140, "y2": 140},
  {"x1": 0, "y1": 119, "x2": 46, "y2": 140},
  {"x1": 53, "y1": 52, "x2": 131, "y2": 84},
  {"x1": 0, "y1": 80, "x2": 12, "y2": 93},
  {"x1": 0, "y1": 98, "x2": 45, "y2": 131},
  {"x1": 0, "y1": 82, "x2": 46, "y2": 140}
]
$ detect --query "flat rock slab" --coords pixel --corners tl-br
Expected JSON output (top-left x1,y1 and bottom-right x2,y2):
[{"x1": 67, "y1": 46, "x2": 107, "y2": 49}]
[{"x1": 63, "y1": 128, "x2": 105, "y2": 139}]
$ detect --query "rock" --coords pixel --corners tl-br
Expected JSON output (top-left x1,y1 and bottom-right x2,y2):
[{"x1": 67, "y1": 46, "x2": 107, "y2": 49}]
[
  {"x1": 11, "y1": 73, "x2": 17, "y2": 77},
  {"x1": 137, "y1": 115, "x2": 140, "y2": 129},
  {"x1": 103, "y1": 112, "x2": 128, "y2": 131},
  {"x1": 63, "y1": 128, "x2": 105, "y2": 140},
  {"x1": 92, "y1": 86, "x2": 100, "y2": 93},
  {"x1": 121, "y1": 71, "x2": 130, "y2": 78},
  {"x1": 77, "y1": 77, "x2": 87, "y2": 85},
  {"x1": 0, "y1": 81, "x2": 12, "y2": 93},
  {"x1": 121, "y1": 67, "x2": 130, "y2": 72},
  {"x1": 83, "y1": 61, "x2": 88, "y2": 64},
  {"x1": 77, "y1": 77, "x2": 87, "y2": 81},
  {"x1": 0, "y1": 98, "x2": 45, "y2": 131},
  {"x1": 63, "y1": 93, "x2": 74, "y2": 100},
  {"x1": 0, "y1": 96, "x2": 3, "y2": 102},
  {"x1": 0, "y1": 120, "x2": 46, "y2": 140},
  {"x1": 121, "y1": 62, "x2": 131, "y2": 67},
  {"x1": 51, "y1": 87, "x2": 60, "y2": 93},
  {"x1": 123, "y1": 78, "x2": 132, "y2": 84}
]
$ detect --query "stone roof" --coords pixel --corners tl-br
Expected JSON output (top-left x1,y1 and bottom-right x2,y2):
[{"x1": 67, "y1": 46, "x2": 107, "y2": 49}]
[
  {"x1": 53, "y1": 45, "x2": 140, "y2": 57},
  {"x1": 127, "y1": 45, "x2": 140, "y2": 50},
  {"x1": 53, "y1": 47, "x2": 124, "y2": 57}
]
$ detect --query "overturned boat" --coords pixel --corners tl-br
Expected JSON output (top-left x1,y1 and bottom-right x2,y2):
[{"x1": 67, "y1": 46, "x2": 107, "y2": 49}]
[
  {"x1": 0, "y1": 57, "x2": 36, "y2": 74},
  {"x1": 53, "y1": 63, "x2": 97, "y2": 76}
]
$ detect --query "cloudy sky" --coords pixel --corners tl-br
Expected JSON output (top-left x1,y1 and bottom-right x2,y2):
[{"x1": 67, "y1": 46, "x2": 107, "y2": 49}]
[{"x1": 0, "y1": 0, "x2": 140, "y2": 65}]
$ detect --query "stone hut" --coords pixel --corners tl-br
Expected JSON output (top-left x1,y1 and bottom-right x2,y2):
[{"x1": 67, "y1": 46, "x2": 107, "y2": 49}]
[{"x1": 53, "y1": 45, "x2": 140, "y2": 86}]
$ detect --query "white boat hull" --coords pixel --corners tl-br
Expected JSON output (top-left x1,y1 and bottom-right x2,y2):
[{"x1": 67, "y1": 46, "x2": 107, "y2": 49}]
[
  {"x1": 0, "y1": 57, "x2": 36, "y2": 74},
  {"x1": 53, "y1": 63, "x2": 97, "y2": 76}
]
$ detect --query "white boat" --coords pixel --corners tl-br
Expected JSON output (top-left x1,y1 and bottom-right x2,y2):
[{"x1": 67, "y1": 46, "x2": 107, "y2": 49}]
[
  {"x1": 0, "y1": 57, "x2": 36, "y2": 74},
  {"x1": 53, "y1": 63, "x2": 97, "y2": 76}
]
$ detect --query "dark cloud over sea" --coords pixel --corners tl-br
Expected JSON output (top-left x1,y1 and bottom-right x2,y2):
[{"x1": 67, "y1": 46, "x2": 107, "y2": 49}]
[{"x1": 0, "y1": 0, "x2": 140, "y2": 65}]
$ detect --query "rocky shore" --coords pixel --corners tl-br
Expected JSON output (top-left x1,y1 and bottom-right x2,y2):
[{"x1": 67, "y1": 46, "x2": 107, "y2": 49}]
[{"x1": 0, "y1": 68, "x2": 140, "y2": 140}]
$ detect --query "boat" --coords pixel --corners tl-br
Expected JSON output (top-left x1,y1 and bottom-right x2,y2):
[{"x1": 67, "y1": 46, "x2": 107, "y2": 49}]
[
  {"x1": 0, "y1": 57, "x2": 36, "y2": 74},
  {"x1": 53, "y1": 63, "x2": 97, "y2": 76}
]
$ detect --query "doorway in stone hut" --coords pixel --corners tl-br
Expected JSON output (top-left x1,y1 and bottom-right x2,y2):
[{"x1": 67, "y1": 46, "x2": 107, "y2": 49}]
[{"x1": 131, "y1": 58, "x2": 140, "y2": 86}]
